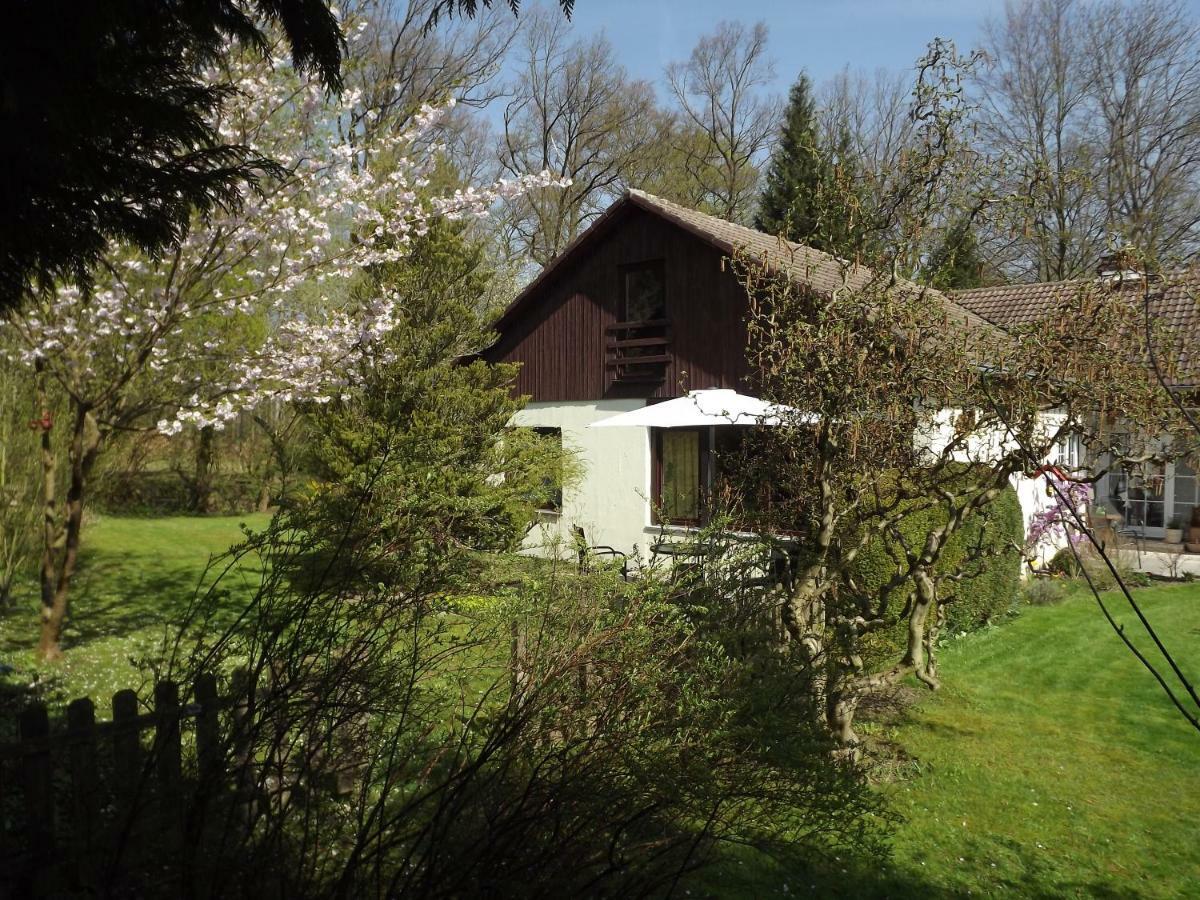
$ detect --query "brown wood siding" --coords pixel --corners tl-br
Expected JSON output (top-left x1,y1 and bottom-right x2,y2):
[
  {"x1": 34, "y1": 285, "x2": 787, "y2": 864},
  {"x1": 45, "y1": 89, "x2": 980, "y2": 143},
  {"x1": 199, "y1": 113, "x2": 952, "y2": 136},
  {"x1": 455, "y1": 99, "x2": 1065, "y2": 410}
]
[{"x1": 484, "y1": 207, "x2": 753, "y2": 402}]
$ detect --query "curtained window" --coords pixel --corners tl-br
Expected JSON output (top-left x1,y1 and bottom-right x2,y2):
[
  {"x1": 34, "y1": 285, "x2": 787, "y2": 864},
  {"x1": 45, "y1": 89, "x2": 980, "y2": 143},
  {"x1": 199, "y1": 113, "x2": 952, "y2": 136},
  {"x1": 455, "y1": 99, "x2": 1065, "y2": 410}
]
[{"x1": 654, "y1": 428, "x2": 704, "y2": 524}]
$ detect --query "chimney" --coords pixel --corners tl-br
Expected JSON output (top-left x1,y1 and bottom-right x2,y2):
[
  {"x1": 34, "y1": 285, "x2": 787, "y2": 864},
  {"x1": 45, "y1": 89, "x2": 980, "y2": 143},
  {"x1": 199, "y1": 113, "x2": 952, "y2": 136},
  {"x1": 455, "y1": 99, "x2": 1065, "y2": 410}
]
[{"x1": 1096, "y1": 248, "x2": 1145, "y2": 284}]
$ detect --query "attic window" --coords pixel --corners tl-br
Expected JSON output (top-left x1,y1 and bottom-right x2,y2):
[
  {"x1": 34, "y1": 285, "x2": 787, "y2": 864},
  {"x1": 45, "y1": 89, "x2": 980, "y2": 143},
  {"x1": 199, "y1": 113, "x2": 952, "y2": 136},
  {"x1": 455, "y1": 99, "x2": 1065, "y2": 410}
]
[{"x1": 621, "y1": 261, "x2": 666, "y2": 322}]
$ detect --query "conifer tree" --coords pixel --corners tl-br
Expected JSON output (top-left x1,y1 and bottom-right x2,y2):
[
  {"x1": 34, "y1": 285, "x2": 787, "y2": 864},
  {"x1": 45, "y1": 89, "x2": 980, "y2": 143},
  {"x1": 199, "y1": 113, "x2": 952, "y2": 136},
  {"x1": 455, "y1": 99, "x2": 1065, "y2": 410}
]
[
  {"x1": 755, "y1": 73, "x2": 867, "y2": 258},
  {"x1": 928, "y1": 219, "x2": 986, "y2": 290},
  {"x1": 755, "y1": 73, "x2": 824, "y2": 244}
]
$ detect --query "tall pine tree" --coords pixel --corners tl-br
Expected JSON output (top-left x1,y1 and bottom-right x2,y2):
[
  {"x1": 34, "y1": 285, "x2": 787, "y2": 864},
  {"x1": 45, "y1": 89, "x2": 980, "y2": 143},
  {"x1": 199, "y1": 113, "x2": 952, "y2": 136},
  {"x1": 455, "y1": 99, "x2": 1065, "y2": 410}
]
[
  {"x1": 755, "y1": 73, "x2": 823, "y2": 244},
  {"x1": 755, "y1": 73, "x2": 866, "y2": 258}
]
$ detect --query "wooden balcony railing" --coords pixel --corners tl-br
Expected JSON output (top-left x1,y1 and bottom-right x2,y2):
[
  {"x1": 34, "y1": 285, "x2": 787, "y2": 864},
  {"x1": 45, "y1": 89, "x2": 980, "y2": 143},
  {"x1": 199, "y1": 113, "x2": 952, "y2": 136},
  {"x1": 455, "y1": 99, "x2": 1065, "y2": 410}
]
[{"x1": 605, "y1": 319, "x2": 671, "y2": 382}]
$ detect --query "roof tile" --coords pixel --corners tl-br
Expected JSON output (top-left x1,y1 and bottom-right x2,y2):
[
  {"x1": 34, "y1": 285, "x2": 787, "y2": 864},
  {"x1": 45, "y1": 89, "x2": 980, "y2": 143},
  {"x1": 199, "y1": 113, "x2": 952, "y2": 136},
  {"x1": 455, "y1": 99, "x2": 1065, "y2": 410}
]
[{"x1": 951, "y1": 276, "x2": 1200, "y2": 385}]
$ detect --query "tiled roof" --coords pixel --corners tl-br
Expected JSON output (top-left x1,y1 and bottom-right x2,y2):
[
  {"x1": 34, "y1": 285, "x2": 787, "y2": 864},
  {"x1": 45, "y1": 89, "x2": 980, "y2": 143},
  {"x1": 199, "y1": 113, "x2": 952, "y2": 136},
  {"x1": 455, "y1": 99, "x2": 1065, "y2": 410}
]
[
  {"x1": 626, "y1": 190, "x2": 994, "y2": 331},
  {"x1": 492, "y1": 189, "x2": 995, "y2": 334},
  {"x1": 951, "y1": 276, "x2": 1200, "y2": 386}
]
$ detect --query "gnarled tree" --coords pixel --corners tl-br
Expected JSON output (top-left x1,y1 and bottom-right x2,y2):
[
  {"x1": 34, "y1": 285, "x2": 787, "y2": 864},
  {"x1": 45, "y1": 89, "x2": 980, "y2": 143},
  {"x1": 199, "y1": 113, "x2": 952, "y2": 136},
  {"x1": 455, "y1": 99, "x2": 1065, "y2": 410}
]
[{"x1": 724, "y1": 40, "x2": 1179, "y2": 753}]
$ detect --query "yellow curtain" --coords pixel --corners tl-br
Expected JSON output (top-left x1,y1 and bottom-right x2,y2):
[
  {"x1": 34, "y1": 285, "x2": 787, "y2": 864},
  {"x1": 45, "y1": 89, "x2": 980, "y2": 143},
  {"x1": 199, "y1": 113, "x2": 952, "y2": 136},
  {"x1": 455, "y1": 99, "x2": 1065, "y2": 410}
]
[{"x1": 662, "y1": 430, "x2": 700, "y2": 520}]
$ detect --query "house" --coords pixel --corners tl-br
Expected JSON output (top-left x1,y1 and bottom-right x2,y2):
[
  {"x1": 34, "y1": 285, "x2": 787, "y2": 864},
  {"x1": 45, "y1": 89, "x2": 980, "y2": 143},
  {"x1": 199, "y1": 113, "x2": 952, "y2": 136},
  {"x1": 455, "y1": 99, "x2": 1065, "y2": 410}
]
[
  {"x1": 482, "y1": 189, "x2": 1064, "y2": 562},
  {"x1": 952, "y1": 264, "x2": 1200, "y2": 545}
]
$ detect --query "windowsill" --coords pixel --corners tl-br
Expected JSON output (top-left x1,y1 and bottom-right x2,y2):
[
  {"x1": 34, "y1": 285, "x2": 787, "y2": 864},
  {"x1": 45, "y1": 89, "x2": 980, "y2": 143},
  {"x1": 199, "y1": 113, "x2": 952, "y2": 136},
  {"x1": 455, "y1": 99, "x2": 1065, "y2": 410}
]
[
  {"x1": 535, "y1": 508, "x2": 562, "y2": 519},
  {"x1": 643, "y1": 523, "x2": 761, "y2": 540},
  {"x1": 647, "y1": 523, "x2": 699, "y2": 535}
]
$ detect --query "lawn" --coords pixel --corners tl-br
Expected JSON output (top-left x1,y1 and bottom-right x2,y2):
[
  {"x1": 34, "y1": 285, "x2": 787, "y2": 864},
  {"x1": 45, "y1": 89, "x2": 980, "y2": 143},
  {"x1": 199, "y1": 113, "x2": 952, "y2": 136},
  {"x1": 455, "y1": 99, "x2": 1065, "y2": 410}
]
[
  {"x1": 4, "y1": 517, "x2": 1200, "y2": 897},
  {"x1": 0, "y1": 513, "x2": 270, "y2": 712},
  {"x1": 713, "y1": 582, "x2": 1200, "y2": 898}
]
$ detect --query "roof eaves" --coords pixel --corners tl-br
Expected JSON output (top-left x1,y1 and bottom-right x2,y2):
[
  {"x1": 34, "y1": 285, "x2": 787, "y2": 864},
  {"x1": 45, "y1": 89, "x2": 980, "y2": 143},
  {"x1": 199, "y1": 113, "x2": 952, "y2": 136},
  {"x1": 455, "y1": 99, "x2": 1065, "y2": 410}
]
[{"x1": 490, "y1": 193, "x2": 638, "y2": 334}]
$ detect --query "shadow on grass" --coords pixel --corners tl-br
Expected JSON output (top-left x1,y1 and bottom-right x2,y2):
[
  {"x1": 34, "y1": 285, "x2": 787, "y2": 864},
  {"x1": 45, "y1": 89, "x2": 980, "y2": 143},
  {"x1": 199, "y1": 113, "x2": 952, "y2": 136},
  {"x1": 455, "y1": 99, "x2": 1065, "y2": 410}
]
[
  {"x1": 0, "y1": 547, "x2": 263, "y2": 656},
  {"x1": 699, "y1": 828, "x2": 1152, "y2": 899},
  {"x1": 696, "y1": 843, "x2": 960, "y2": 899}
]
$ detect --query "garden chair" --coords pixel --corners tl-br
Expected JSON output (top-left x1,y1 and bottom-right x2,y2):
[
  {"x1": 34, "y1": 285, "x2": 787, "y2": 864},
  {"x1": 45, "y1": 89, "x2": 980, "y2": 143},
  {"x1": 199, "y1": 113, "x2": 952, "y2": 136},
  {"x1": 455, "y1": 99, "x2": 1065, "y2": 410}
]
[{"x1": 571, "y1": 526, "x2": 629, "y2": 580}]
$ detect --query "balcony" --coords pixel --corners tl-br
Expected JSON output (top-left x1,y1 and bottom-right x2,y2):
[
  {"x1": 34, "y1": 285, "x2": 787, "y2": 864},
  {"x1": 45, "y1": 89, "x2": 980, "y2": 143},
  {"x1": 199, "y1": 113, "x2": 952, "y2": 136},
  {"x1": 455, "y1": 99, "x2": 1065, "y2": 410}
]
[{"x1": 605, "y1": 319, "x2": 671, "y2": 383}]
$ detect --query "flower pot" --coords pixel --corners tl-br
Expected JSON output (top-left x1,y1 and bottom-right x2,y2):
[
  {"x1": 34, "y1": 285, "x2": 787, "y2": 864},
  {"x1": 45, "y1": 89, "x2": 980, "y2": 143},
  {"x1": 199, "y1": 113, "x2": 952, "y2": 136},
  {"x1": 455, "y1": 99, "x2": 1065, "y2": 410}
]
[
  {"x1": 1165, "y1": 528, "x2": 1183, "y2": 544},
  {"x1": 1187, "y1": 542, "x2": 1200, "y2": 554}
]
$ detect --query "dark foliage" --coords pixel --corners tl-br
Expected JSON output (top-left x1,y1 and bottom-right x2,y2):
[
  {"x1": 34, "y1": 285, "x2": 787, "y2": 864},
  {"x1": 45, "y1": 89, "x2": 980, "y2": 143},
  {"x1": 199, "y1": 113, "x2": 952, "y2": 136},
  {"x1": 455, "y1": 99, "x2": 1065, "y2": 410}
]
[
  {"x1": 927, "y1": 218, "x2": 986, "y2": 290},
  {"x1": 755, "y1": 72, "x2": 864, "y2": 256},
  {"x1": 850, "y1": 482, "x2": 1023, "y2": 653},
  {"x1": 0, "y1": 0, "x2": 344, "y2": 310},
  {"x1": 426, "y1": 0, "x2": 575, "y2": 27},
  {"x1": 755, "y1": 73, "x2": 823, "y2": 242}
]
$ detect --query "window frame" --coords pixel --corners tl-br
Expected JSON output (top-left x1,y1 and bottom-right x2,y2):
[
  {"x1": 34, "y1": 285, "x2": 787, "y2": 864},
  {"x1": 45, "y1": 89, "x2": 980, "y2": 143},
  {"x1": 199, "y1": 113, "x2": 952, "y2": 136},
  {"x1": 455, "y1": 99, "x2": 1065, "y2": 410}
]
[
  {"x1": 531, "y1": 426, "x2": 563, "y2": 513},
  {"x1": 618, "y1": 259, "x2": 668, "y2": 324},
  {"x1": 651, "y1": 426, "x2": 710, "y2": 526}
]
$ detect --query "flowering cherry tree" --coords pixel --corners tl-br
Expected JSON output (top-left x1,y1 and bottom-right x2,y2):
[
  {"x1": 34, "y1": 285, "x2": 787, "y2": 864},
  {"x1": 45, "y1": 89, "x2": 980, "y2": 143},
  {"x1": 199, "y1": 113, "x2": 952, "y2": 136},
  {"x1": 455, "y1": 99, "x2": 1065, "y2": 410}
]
[{"x1": 2, "y1": 43, "x2": 565, "y2": 660}]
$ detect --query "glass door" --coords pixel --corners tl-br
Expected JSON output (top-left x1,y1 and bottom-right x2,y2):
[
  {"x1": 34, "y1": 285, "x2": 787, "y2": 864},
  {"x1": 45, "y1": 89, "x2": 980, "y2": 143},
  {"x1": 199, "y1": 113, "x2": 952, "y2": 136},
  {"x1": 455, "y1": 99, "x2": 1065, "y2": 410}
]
[
  {"x1": 1170, "y1": 458, "x2": 1197, "y2": 533},
  {"x1": 1104, "y1": 461, "x2": 1167, "y2": 537}
]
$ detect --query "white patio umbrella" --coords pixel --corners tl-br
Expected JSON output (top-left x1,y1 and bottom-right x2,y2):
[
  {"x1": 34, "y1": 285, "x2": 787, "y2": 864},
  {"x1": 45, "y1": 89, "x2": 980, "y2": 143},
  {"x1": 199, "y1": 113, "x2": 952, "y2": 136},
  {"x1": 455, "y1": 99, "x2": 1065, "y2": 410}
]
[
  {"x1": 587, "y1": 388, "x2": 802, "y2": 429},
  {"x1": 588, "y1": 389, "x2": 806, "y2": 522}
]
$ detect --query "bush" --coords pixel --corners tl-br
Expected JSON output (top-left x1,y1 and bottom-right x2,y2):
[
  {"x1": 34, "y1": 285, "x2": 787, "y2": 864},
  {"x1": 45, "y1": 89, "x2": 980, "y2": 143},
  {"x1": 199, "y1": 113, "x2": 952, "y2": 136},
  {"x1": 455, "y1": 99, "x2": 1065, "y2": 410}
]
[
  {"x1": 1047, "y1": 544, "x2": 1153, "y2": 591},
  {"x1": 1047, "y1": 546, "x2": 1081, "y2": 577},
  {"x1": 92, "y1": 469, "x2": 265, "y2": 516},
  {"x1": 1023, "y1": 577, "x2": 1070, "y2": 606},
  {"x1": 849, "y1": 483, "x2": 1024, "y2": 658}
]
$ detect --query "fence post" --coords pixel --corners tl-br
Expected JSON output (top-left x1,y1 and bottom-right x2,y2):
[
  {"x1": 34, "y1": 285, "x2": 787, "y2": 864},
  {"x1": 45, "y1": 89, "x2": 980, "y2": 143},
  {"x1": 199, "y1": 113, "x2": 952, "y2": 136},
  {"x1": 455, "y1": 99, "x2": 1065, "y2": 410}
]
[
  {"x1": 230, "y1": 667, "x2": 256, "y2": 828},
  {"x1": 153, "y1": 680, "x2": 184, "y2": 867},
  {"x1": 110, "y1": 688, "x2": 143, "y2": 853},
  {"x1": 19, "y1": 704, "x2": 54, "y2": 894},
  {"x1": 67, "y1": 698, "x2": 100, "y2": 889},
  {"x1": 188, "y1": 672, "x2": 221, "y2": 900},
  {"x1": 194, "y1": 673, "x2": 221, "y2": 783}
]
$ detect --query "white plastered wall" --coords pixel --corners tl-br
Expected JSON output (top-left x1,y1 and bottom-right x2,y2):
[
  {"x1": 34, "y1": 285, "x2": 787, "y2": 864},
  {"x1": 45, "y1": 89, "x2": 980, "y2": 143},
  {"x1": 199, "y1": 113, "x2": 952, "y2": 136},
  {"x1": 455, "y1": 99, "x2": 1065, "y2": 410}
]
[
  {"x1": 918, "y1": 408, "x2": 1075, "y2": 569},
  {"x1": 511, "y1": 400, "x2": 653, "y2": 560},
  {"x1": 514, "y1": 402, "x2": 1075, "y2": 571}
]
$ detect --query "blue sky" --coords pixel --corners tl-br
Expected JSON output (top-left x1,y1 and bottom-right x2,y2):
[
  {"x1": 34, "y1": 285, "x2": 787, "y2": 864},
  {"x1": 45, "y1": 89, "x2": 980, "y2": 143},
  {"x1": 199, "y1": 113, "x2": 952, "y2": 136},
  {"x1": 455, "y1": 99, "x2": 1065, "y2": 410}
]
[{"x1": 552, "y1": 0, "x2": 1007, "y2": 93}]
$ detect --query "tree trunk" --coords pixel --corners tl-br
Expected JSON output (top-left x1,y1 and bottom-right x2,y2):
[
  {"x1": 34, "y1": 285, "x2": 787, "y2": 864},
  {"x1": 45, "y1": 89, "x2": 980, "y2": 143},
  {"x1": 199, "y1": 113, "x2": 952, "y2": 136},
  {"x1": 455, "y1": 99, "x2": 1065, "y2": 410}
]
[
  {"x1": 191, "y1": 425, "x2": 216, "y2": 514},
  {"x1": 825, "y1": 666, "x2": 863, "y2": 756},
  {"x1": 38, "y1": 402, "x2": 101, "y2": 661},
  {"x1": 36, "y1": 370, "x2": 59, "y2": 659},
  {"x1": 906, "y1": 567, "x2": 940, "y2": 690}
]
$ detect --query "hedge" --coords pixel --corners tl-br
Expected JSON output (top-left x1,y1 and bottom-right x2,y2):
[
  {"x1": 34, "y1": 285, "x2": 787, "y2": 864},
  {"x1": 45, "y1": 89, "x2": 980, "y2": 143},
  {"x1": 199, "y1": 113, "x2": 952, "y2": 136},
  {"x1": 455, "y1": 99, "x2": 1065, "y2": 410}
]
[
  {"x1": 848, "y1": 481, "x2": 1023, "y2": 661},
  {"x1": 92, "y1": 470, "x2": 267, "y2": 516}
]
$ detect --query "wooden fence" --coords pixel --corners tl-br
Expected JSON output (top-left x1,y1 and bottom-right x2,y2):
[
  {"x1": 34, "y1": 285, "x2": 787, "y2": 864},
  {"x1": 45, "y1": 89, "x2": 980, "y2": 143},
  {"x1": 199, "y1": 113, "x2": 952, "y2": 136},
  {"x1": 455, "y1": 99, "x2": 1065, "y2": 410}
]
[{"x1": 0, "y1": 673, "x2": 247, "y2": 899}]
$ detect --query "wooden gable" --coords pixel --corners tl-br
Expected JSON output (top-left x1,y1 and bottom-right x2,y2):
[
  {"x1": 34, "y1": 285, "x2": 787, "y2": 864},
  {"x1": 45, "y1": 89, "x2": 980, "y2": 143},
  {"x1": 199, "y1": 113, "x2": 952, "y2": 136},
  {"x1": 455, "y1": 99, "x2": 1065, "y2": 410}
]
[{"x1": 482, "y1": 202, "x2": 753, "y2": 403}]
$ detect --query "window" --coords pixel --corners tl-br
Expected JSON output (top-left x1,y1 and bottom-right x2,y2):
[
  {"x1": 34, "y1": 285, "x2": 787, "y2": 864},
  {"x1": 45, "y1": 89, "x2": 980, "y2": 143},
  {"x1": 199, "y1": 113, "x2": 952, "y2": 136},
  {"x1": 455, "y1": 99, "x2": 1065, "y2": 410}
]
[
  {"x1": 1173, "y1": 457, "x2": 1197, "y2": 527},
  {"x1": 532, "y1": 426, "x2": 563, "y2": 512},
  {"x1": 1053, "y1": 432, "x2": 1084, "y2": 470},
  {"x1": 1106, "y1": 463, "x2": 1166, "y2": 530},
  {"x1": 656, "y1": 429, "x2": 704, "y2": 524},
  {"x1": 621, "y1": 260, "x2": 666, "y2": 322},
  {"x1": 652, "y1": 426, "x2": 784, "y2": 527}
]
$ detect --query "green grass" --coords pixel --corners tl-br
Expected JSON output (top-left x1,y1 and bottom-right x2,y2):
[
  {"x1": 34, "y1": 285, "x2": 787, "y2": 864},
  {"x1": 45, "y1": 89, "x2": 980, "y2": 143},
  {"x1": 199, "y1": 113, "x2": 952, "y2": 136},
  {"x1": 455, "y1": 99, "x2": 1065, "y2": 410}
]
[
  {"x1": 712, "y1": 582, "x2": 1200, "y2": 898},
  {"x1": 5, "y1": 518, "x2": 1199, "y2": 897},
  {"x1": 0, "y1": 513, "x2": 270, "y2": 712}
]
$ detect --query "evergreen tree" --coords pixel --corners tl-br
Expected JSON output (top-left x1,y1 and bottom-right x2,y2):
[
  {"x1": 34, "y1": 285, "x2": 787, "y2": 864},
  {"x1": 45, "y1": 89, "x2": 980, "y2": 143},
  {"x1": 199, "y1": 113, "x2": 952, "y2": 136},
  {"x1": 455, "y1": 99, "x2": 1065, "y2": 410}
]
[
  {"x1": 755, "y1": 73, "x2": 824, "y2": 244},
  {"x1": 928, "y1": 219, "x2": 986, "y2": 290},
  {"x1": 0, "y1": 0, "x2": 345, "y2": 312},
  {"x1": 290, "y1": 218, "x2": 566, "y2": 592},
  {"x1": 755, "y1": 73, "x2": 869, "y2": 258}
]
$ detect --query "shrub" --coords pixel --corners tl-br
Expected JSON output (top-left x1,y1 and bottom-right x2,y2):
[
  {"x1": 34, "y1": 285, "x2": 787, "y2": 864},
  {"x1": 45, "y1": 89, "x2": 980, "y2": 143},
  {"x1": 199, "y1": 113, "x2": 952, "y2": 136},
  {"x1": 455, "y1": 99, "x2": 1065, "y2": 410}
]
[
  {"x1": 849, "y1": 482, "x2": 1024, "y2": 659},
  {"x1": 1047, "y1": 546, "x2": 1081, "y2": 577},
  {"x1": 1049, "y1": 545, "x2": 1153, "y2": 591},
  {"x1": 1023, "y1": 577, "x2": 1069, "y2": 606},
  {"x1": 92, "y1": 469, "x2": 266, "y2": 516}
]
